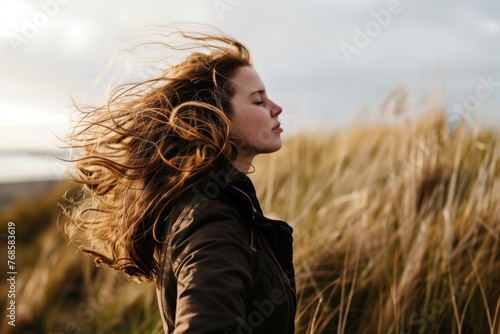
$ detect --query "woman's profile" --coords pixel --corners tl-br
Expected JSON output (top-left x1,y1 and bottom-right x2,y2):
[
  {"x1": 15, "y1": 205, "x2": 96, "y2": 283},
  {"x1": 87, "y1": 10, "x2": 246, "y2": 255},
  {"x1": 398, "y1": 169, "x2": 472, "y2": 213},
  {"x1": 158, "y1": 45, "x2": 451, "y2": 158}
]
[{"x1": 62, "y1": 26, "x2": 296, "y2": 333}]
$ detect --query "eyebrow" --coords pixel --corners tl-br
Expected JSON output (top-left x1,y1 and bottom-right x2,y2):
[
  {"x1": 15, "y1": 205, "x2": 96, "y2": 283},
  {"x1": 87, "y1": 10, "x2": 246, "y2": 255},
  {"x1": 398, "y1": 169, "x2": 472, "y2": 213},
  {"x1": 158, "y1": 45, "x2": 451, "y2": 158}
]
[{"x1": 247, "y1": 89, "x2": 266, "y2": 98}]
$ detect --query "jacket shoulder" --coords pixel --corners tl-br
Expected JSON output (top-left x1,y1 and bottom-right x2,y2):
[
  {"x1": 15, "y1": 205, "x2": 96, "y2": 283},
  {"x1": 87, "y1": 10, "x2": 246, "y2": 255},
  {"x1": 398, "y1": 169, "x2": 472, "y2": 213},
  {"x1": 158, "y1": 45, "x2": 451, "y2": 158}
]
[
  {"x1": 170, "y1": 195, "x2": 247, "y2": 235},
  {"x1": 167, "y1": 196, "x2": 255, "y2": 271}
]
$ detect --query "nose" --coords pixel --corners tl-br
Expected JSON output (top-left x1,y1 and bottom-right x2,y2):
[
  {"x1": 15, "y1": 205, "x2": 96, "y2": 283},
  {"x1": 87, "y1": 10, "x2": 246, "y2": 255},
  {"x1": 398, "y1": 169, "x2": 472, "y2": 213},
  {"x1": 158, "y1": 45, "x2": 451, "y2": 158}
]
[{"x1": 270, "y1": 99, "x2": 282, "y2": 117}]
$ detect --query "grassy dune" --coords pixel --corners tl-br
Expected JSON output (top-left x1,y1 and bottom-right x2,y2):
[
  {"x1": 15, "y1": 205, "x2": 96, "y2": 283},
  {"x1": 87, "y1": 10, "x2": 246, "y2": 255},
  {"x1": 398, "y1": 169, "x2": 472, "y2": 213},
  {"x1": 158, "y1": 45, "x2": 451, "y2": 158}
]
[
  {"x1": 254, "y1": 112, "x2": 500, "y2": 333},
  {"x1": 2, "y1": 108, "x2": 500, "y2": 333}
]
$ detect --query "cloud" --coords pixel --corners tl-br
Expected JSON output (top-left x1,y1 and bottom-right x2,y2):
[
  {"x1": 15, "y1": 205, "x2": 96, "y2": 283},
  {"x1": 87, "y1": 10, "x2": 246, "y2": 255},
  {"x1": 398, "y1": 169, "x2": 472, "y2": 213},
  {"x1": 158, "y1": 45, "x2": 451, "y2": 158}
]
[{"x1": 0, "y1": 0, "x2": 499, "y2": 152}]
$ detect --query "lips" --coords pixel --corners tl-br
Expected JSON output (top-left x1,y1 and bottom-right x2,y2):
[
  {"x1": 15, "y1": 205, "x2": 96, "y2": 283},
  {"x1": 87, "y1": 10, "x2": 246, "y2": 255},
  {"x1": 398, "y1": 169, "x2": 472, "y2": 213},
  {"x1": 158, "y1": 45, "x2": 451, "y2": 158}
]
[{"x1": 272, "y1": 123, "x2": 283, "y2": 132}]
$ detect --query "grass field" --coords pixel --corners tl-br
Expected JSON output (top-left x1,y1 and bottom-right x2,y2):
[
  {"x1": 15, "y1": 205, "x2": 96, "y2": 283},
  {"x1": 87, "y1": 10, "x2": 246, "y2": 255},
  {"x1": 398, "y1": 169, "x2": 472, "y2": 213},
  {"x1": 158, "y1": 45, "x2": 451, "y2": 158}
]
[{"x1": 1, "y1": 106, "x2": 499, "y2": 333}]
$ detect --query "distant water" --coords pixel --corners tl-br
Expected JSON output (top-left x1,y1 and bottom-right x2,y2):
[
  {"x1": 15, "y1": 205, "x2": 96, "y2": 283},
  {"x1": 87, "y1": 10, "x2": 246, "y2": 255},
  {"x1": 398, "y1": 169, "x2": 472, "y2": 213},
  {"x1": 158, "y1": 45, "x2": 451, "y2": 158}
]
[{"x1": 0, "y1": 153, "x2": 68, "y2": 184}]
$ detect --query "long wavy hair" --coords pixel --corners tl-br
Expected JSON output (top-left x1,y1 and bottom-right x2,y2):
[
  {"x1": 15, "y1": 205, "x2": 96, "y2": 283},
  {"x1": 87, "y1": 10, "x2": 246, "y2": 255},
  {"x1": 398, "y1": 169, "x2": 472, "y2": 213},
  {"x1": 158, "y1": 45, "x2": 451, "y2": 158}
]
[{"x1": 62, "y1": 27, "x2": 252, "y2": 283}]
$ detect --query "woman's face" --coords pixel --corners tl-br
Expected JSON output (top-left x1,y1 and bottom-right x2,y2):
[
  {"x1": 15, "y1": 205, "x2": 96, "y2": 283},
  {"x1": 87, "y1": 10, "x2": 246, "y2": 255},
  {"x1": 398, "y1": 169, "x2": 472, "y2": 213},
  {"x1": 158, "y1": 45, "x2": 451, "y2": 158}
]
[{"x1": 229, "y1": 66, "x2": 283, "y2": 156}]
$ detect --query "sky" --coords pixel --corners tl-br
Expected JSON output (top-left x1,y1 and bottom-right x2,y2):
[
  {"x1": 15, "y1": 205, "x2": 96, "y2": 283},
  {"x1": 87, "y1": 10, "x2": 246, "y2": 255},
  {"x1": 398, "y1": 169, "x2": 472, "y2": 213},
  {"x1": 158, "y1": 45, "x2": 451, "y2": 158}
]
[{"x1": 0, "y1": 0, "x2": 499, "y2": 181}]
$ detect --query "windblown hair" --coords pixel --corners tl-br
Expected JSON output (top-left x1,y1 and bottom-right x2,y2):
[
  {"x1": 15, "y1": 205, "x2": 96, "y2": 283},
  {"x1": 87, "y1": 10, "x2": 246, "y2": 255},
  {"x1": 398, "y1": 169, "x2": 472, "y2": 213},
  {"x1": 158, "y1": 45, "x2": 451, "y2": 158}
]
[{"x1": 62, "y1": 27, "x2": 252, "y2": 282}]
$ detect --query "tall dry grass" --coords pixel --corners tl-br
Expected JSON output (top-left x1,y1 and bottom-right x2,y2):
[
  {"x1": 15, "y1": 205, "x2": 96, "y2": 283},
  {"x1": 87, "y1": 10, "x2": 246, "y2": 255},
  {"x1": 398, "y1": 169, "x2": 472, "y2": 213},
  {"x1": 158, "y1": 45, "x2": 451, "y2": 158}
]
[
  {"x1": 2, "y1": 107, "x2": 499, "y2": 333},
  {"x1": 252, "y1": 110, "x2": 500, "y2": 333}
]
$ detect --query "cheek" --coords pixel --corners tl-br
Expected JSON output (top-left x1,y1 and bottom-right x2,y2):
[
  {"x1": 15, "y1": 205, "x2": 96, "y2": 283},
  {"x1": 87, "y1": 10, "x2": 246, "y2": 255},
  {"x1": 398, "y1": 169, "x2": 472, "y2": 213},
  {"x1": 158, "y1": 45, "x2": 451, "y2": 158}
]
[
  {"x1": 229, "y1": 112, "x2": 249, "y2": 141},
  {"x1": 230, "y1": 106, "x2": 271, "y2": 145},
  {"x1": 230, "y1": 107, "x2": 254, "y2": 134}
]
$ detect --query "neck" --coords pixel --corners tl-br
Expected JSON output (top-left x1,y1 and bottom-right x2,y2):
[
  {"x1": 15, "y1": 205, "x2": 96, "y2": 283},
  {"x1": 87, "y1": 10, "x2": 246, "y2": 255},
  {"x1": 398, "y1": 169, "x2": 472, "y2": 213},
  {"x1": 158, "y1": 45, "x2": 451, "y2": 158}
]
[{"x1": 232, "y1": 151, "x2": 255, "y2": 173}]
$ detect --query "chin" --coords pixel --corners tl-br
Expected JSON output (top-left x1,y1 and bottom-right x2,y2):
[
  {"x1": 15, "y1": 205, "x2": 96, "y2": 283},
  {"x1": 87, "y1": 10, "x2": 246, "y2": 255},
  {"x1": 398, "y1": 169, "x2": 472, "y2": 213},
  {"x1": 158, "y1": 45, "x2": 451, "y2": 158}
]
[{"x1": 262, "y1": 140, "x2": 283, "y2": 154}]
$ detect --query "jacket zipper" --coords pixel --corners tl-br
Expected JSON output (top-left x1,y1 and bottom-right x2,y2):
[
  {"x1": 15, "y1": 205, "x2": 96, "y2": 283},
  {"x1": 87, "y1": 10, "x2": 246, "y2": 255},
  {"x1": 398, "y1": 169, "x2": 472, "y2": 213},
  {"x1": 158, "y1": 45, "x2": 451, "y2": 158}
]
[
  {"x1": 230, "y1": 185, "x2": 258, "y2": 252},
  {"x1": 232, "y1": 185, "x2": 296, "y2": 332},
  {"x1": 269, "y1": 221, "x2": 297, "y2": 332}
]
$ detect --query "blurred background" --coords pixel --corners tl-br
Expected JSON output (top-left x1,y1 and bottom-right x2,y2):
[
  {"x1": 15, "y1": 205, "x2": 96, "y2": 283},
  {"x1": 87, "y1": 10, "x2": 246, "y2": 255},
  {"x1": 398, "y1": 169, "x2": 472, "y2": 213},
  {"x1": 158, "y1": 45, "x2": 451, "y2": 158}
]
[
  {"x1": 0, "y1": 1, "x2": 499, "y2": 333},
  {"x1": 0, "y1": 0, "x2": 499, "y2": 183}
]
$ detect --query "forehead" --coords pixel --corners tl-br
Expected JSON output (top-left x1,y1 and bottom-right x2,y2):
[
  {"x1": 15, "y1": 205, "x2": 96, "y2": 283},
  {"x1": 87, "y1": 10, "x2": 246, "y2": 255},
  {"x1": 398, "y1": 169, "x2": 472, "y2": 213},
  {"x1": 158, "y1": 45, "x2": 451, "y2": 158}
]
[{"x1": 230, "y1": 66, "x2": 265, "y2": 94}]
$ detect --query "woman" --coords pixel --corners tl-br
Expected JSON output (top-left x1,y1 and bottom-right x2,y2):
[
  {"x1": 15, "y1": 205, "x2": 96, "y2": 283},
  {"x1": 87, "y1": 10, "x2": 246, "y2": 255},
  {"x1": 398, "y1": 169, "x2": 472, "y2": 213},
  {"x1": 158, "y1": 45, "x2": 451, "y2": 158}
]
[{"x1": 63, "y1": 27, "x2": 295, "y2": 333}]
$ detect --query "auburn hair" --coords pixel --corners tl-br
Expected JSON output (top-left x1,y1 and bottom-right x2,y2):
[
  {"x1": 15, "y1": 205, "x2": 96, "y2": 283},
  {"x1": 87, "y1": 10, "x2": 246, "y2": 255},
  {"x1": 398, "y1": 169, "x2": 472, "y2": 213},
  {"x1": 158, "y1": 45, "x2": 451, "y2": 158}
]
[{"x1": 62, "y1": 26, "x2": 252, "y2": 282}]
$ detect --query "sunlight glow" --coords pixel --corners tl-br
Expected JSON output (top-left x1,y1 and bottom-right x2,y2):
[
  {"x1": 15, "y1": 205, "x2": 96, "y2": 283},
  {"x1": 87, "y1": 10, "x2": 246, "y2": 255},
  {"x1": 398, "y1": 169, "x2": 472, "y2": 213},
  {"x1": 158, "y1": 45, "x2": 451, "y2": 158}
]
[
  {"x1": 0, "y1": 101, "x2": 67, "y2": 127},
  {"x1": 478, "y1": 19, "x2": 499, "y2": 34},
  {"x1": 68, "y1": 23, "x2": 82, "y2": 39},
  {"x1": 0, "y1": 0, "x2": 34, "y2": 35}
]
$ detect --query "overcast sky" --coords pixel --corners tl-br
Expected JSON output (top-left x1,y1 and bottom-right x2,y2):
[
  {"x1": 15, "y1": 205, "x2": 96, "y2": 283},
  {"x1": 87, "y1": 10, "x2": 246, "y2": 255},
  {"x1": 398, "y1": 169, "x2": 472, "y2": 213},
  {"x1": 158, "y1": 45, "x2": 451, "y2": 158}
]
[{"x1": 0, "y1": 0, "x2": 499, "y2": 155}]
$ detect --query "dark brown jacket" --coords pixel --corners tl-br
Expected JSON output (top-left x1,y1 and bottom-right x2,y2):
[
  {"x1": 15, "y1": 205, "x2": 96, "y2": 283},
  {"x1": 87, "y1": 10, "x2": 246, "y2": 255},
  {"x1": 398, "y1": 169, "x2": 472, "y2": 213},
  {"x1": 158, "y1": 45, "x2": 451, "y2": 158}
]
[{"x1": 156, "y1": 174, "x2": 296, "y2": 333}]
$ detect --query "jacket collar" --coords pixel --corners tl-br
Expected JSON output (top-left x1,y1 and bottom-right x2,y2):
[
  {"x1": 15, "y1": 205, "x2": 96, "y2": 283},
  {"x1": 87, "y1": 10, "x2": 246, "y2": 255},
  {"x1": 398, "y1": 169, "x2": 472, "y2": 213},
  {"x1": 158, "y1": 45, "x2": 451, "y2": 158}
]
[{"x1": 228, "y1": 172, "x2": 263, "y2": 213}]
